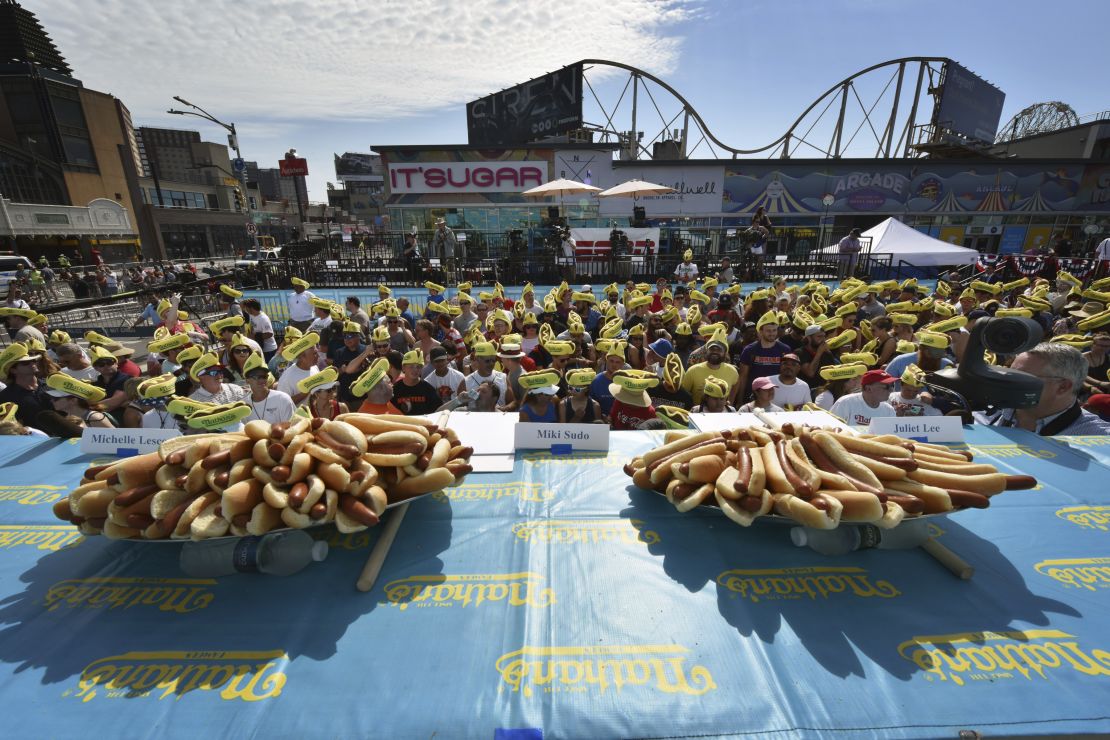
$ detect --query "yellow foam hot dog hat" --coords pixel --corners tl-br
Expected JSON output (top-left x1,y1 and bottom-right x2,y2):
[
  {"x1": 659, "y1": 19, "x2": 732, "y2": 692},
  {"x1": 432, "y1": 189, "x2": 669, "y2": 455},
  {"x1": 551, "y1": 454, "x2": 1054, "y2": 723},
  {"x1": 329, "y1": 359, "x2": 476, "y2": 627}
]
[
  {"x1": 176, "y1": 345, "x2": 203, "y2": 365},
  {"x1": 826, "y1": 330, "x2": 857, "y2": 350},
  {"x1": 424, "y1": 281, "x2": 445, "y2": 294},
  {"x1": 401, "y1": 349, "x2": 425, "y2": 367},
  {"x1": 599, "y1": 318, "x2": 623, "y2": 340},
  {"x1": 839, "y1": 352, "x2": 878, "y2": 367},
  {"x1": 995, "y1": 308, "x2": 1033, "y2": 319},
  {"x1": 138, "y1": 373, "x2": 178, "y2": 399},
  {"x1": 148, "y1": 332, "x2": 191, "y2": 354},
  {"x1": 45, "y1": 373, "x2": 106, "y2": 403},
  {"x1": 901, "y1": 363, "x2": 926, "y2": 387},
  {"x1": 701, "y1": 376, "x2": 729, "y2": 399},
  {"x1": 298, "y1": 366, "x2": 339, "y2": 394},
  {"x1": 895, "y1": 339, "x2": 917, "y2": 354},
  {"x1": 167, "y1": 395, "x2": 212, "y2": 417},
  {"x1": 210, "y1": 315, "x2": 245, "y2": 334},
  {"x1": 189, "y1": 351, "x2": 222, "y2": 382},
  {"x1": 543, "y1": 340, "x2": 575, "y2": 358},
  {"x1": 924, "y1": 316, "x2": 967, "y2": 334},
  {"x1": 819, "y1": 363, "x2": 867, "y2": 382},
  {"x1": 219, "y1": 284, "x2": 243, "y2": 299},
  {"x1": 655, "y1": 405, "x2": 691, "y2": 430},
  {"x1": 518, "y1": 369, "x2": 561, "y2": 393},
  {"x1": 291, "y1": 277, "x2": 310, "y2": 289},
  {"x1": 350, "y1": 357, "x2": 390, "y2": 398},
  {"x1": 755, "y1": 310, "x2": 777, "y2": 330},
  {"x1": 48, "y1": 330, "x2": 71, "y2": 346},
  {"x1": 0, "y1": 402, "x2": 18, "y2": 422},
  {"x1": 186, "y1": 401, "x2": 252, "y2": 430},
  {"x1": 1051, "y1": 334, "x2": 1093, "y2": 349},
  {"x1": 915, "y1": 331, "x2": 950, "y2": 350},
  {"x1": 565, "y1": 368, "x2": 596, "y2": 388},
  {"x1": 281, "y1": 332, "x2": 321, "y2": 361},
  {"x1": 627, "y1": 295, "x2": 652, "y2": 310}
]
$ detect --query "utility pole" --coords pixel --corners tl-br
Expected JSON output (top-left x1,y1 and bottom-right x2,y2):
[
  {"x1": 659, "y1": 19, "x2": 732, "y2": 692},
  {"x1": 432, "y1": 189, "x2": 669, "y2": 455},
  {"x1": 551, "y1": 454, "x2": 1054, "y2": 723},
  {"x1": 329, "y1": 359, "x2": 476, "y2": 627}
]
[{"x1": 167, "y1": 96, "x2": 259, "y2": 250}]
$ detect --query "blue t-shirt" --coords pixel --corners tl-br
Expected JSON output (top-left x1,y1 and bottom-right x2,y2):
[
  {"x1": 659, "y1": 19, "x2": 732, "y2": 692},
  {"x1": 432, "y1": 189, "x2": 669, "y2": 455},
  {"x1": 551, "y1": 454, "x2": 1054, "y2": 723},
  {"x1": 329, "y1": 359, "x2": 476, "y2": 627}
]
[
  {"x1": 589, "y1": 372, "x2": 616, "y2": 416},
  {"x1": 738, "y1": 340, "x2": 791, "y2": 380}
]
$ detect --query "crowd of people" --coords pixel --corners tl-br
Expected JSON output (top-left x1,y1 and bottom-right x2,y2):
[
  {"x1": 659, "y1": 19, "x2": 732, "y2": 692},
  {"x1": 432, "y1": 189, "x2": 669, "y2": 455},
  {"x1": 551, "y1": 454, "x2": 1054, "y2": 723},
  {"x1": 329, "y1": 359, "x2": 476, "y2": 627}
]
[{"x1": 2, "y1": 251, "x2": 1110, "y2": 438}]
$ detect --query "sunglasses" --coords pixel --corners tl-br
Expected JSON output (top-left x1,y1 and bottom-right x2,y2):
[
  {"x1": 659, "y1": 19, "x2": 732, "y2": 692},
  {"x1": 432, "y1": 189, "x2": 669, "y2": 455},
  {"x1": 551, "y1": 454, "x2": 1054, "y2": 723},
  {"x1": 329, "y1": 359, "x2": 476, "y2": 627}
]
[
  {"x1": 374, "y1": 343, "x2": 390, "y2": 349},
  {"x1": 93, "y1": 360, "x2": 115, "y2": 367},
  {"x1": 568, "y1": 385, "x2": 585, "y2": 393},
  {"x1": 202, "y1": 369, "x2": 223, "y2": 377},
  {"x1": 343, "y1": 333, "x2": 361, "y2": 339},
  {"x1": 232, "y1": 347, "x2": 252, "y2": 354},
  {"x1": 246, "y1": 373, "x2": 269, "y2": 381}
]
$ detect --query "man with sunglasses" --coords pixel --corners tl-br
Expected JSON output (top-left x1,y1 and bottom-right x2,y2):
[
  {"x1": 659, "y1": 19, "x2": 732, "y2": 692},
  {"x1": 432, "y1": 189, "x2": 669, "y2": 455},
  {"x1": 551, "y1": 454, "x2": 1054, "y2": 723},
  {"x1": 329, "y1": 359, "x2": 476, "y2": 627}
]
[
  {"x1": 243, "y1": 355, "x2": 296, "y2": 425},
  {"x1": 189, "y1": 356, "x2": 248, "y2": 406},
  {"x1": 88, "y1": 346, "x2": 131, "y2": 424},
  {"x1": 0, "y1": 347, "x2": 51, "y2": 427},
  {"x1": 331, "y1": 321, "x2": 368, "y2": 406},
  {"x1": 458, "y1": 342, "x2": 509, "y2": 410}
]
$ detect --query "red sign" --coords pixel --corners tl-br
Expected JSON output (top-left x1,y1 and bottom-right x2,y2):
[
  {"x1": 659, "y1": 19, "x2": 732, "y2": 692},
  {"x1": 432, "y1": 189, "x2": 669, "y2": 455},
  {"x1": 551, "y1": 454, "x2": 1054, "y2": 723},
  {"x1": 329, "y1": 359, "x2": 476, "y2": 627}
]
[{"x1": 279, "y1": 158, "x2": 309, "y2": 177}]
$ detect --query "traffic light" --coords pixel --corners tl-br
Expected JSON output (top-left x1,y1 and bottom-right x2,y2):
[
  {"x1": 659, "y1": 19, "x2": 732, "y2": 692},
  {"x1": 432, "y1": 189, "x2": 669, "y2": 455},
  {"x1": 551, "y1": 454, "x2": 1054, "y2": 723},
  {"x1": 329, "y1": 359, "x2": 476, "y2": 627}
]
[{"x1": 233, "y1": 186, "x2": 245, "y2": 211}]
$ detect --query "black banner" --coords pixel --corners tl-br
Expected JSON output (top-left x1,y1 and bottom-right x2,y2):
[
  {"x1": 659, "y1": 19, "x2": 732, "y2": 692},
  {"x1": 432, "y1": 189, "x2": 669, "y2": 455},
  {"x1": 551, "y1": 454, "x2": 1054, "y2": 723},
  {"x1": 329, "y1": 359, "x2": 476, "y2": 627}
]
[
  {"x1": 466, "y1": 64, "x2": 583, "y2": 146},
  {"x1": 934, "y1": 62, "x2": 1006, "y2": 144}
]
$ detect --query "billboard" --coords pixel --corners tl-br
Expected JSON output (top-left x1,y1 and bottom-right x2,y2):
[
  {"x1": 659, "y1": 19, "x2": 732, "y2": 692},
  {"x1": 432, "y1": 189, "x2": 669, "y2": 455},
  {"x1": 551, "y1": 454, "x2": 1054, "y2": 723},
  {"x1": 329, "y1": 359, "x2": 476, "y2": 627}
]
[
  {"x1": 279, "y1": 157, "x2": 309, "y2": 177},
  {"x1": 934, "y1": 62, "x2": 1006, "y2": 143},
  {"x1": 596, "y1": 165, "x2": 724, "y2": 217},
  {"x1": 334, "y1": 152, "x2": 381, "y2": 181},
  {"x1": 387, "y1": 161, "x2": 547, "y2": 194},
  {"x1": 466, "y1": 64, "x2": 583, "y2": 146}
]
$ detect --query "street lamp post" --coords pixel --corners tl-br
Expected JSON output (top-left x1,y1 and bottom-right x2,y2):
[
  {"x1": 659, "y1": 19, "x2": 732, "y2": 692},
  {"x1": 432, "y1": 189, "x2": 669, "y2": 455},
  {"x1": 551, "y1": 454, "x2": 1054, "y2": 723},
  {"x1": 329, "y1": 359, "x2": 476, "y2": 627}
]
[{"x1": 168, "y1": 96, "x2": 259, "y2": 251}]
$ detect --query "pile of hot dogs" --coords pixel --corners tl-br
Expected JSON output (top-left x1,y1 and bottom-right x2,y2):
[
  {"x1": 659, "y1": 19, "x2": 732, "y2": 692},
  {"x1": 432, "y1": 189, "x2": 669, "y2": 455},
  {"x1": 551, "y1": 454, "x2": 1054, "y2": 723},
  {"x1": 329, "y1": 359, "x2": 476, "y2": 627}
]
[
  {"x1": 623, "y1": 426, "x2": 1036, "y2": 529},
  {"x1": 53, "y1": 414, "x2": 473, "y2": 540}
]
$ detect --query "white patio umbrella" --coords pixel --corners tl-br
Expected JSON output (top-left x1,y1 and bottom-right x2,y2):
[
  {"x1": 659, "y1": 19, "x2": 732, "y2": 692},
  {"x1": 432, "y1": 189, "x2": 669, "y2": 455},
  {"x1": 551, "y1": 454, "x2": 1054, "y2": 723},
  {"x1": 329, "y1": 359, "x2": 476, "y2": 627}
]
[
  {"x1": 521, "y1": 178, "x2": 601, "y2": 217},
  {"x1": 596, "y1": 179, "x2": 676, "y2": 198},
  {"x1": 520, "y1": 178, "x2": 602, "y2": 198}
]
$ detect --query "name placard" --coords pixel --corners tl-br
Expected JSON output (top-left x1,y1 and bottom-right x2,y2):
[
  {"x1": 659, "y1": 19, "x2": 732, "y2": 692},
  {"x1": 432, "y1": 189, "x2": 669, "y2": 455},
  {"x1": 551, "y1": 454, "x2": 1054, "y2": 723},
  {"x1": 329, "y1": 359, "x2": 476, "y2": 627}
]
[
  {"x1": 514, "y1": 423, "x2": 609, "y2": 452},
  {"x1": 80, "y1": 428, "x2": 181, "y2": 457},
  {"x1": 868, "y1": 416, "x2": 965, "y2": 443}
]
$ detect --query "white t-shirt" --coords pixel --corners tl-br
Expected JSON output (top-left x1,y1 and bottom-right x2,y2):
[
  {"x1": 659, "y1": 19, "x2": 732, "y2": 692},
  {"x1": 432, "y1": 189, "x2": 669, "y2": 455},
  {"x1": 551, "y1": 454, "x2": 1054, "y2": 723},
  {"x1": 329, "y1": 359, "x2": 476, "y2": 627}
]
[
  {"x1": 888, "y1": 391, "x2": 942, "y2": 417},
  {"x1": 307, "y1": 316, "x2": 333, "y2": 336},
  {"x1": 423, "y1": 367, "x2": 466, "y2": 404},
  {"x1": 142, "y1": 408, "x2": 179, "y2": 430},
  {"x1": 814, "y1": 389, "x2": 834, "y2": 410},
  {"x1": 61, "y1": 365, "x2": 100, "y2": 382},
  {"x1": 463, "y1": 370, "x2": 507, "y2": 410},
  {"x1": 830, "y1": 392, "x2": 896, "y2": 426},
  {"x1": 674, "y1": 262, "x2": 699, "y2": 282},
  {"x1": 249, "y1": 312, "x2": 279, "y2": 353},
  {"x1": 287, "y1": 291, "x2": 315, "y2": 322},
  {"x1": 767, "y1": 375, "x2": 811, "y2": 410},
  {"x1": 247, "y1": 390, "x2": 297, "y2": 424},
  {"x1": 276, "y1": 364, "x2": 318, "y2": 398},
  {"x1": 1097, "y1": 238, "x2": 1110, "y2": 262},
  {"x1": 190, "y1": 383, "x2": 248, "y2": 405}
]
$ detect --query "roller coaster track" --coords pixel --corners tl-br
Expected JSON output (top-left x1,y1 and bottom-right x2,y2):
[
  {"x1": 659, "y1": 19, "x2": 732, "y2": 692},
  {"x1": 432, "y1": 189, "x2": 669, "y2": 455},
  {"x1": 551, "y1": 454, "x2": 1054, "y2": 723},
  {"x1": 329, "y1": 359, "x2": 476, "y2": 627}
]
[{"x1": 578, "y1": 57, "x2": 952, "y2": 160}]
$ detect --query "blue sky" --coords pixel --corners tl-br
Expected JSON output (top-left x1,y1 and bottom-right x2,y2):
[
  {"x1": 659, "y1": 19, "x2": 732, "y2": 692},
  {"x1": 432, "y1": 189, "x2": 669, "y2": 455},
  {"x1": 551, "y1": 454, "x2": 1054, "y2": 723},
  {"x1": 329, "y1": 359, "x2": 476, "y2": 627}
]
[{"x1": 29, "y1": 0, "x2": 1109, "y2": 200}]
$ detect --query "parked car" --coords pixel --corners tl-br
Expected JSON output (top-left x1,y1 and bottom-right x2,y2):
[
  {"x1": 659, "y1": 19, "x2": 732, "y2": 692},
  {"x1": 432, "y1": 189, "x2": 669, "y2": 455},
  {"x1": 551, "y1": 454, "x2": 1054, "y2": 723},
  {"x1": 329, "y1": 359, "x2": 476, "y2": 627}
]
[{"x1": 0, "y1": 254, "x2": 34, "y2": 297}]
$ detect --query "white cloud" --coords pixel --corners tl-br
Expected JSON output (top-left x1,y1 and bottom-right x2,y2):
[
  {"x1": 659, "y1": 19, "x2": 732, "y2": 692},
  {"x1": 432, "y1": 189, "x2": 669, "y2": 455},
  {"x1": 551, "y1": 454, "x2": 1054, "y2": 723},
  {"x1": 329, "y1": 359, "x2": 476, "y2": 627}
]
[{"x1": 28, "y1": 0, "x2": 695, "y2": 125}]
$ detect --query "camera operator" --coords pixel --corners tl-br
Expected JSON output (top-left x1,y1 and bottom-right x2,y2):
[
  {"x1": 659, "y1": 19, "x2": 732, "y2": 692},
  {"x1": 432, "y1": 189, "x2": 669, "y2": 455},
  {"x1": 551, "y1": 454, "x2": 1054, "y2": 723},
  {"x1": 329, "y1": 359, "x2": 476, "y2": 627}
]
[{"x1": 975, "y1": 343, "x2": 1110, "y2": 435}]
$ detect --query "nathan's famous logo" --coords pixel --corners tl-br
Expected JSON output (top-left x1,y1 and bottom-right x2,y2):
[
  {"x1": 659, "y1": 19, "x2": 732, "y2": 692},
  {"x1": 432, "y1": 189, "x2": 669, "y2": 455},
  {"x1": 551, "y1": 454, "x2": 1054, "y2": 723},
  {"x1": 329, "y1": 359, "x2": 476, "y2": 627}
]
[
  {"x1": 383, "y1": 572, "x2": 554, "y2": 611},
  {"x1": 0, "y1": 484, "x2": 67, "y2": 506},
  {"x1": 432, "y1": 482, "x2": 553, "y2": 503},
  {"x1": 1056, "y1": 506, "x2": 1110, "y2": 532},
  {"x1": 71, "y1": 650, "x2": 287, "y2": 702},
  {"x1": 898, "y1": 630, "x2": 1110, "y2": 685},
  {"x1": 44, "y1": 578, "x2": 216, "y2": 614},
  {"x1": 319, "y1": 530, "x2": 372, "y2": 551},
  {"x1": 1035, "y1": 558, "x2": 1110, "y2": 591},
  {"x1": 0, "y1": 524, "x2": 83, "y2": 551},
  {"x1": 717, "y1": 566, "x2": 900, "y2": 604},
  {"x1": 495, "y1": 645, "x2": 717, "y2": 698},
  {"x1": 512, "y1": 519, "x2": 660, "y2": 546},
  {"x1": 522, "y1": 451, "x2": 624, "y2": 467},
  {"x1": 968, "y1": 444, "x2": 1056, "y2": 460}
]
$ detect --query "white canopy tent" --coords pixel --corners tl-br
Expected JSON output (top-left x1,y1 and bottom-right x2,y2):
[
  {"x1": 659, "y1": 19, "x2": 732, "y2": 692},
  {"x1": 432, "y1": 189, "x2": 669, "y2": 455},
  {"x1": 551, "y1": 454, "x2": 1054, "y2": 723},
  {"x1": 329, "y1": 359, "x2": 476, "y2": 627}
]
[{"x1": 821, "y1": 217, "x2": 978, "y2": 267}]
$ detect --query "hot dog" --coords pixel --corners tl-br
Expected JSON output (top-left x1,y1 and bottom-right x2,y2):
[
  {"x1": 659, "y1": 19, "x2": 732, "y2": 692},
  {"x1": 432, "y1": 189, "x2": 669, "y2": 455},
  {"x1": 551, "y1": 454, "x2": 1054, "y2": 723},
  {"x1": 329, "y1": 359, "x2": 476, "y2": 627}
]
[
  {"x1": 816, "y1": 490, "x2": 884, "y2": 523},
  {"x1": 721, "y1": 447, "x2": 751, "y2": 500},
  {"x1": 776, "y1": 440, "x2": 813, "y2": 497},
  {"x1": 761, "y1": 440, "x2": 795, "y2": 495},
  {"x1": 772, "y1": 493, "x2": 842, "y2": 530},
  {"x1": 813, "y1": 432, "x2": 885, "y2": 493},
  {"x1": 908, "y1": 468, "x2": 1006, "y2": 496}
]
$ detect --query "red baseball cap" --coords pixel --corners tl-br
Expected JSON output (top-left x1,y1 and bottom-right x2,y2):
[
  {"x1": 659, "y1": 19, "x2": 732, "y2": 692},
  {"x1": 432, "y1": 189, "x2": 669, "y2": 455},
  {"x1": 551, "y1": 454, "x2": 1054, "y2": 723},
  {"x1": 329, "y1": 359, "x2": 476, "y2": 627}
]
[
  {"x1": 861, "y1": 369, "x2": 896, "y2": 386},
  {"x1": 1084, "y1": 393, "x2": 1110, "y2": 417},
  {"x1": 781, "y1": 353, "x2": 801, "y2": 363}
]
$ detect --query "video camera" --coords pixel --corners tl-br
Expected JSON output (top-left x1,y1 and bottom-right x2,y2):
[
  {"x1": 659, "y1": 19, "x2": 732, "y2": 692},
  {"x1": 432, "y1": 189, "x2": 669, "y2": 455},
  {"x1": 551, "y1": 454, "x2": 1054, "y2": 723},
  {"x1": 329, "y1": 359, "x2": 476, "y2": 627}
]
[{"x1": 926, "y1": 317, "x2": 1044, "y2": 411}]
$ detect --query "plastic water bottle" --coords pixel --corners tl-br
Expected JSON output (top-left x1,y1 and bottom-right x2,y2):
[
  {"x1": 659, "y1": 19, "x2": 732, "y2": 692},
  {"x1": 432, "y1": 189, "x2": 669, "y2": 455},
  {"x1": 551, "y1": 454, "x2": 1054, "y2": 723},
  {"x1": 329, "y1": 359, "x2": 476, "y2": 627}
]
[
  {"x1": 790, "y1": 518, "x2": 932, "y2": 555},
  {"x1": 179, "y1": 530, "x2": 328, "y2": 577}
]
